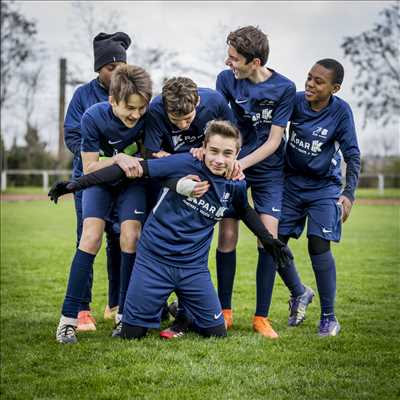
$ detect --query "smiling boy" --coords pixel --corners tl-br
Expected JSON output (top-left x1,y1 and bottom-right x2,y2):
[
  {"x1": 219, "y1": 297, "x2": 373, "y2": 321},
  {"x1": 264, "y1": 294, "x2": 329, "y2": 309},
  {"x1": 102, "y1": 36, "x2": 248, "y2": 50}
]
[
  {"x1": 277, "y1": 59, "x2": 361, "y2": 336},
  {"x1": 56, "y1": 64, "x2": 152, "y2": 344},
  {"x1": 50, "y1": 120, "x2": 292, "y2": 341},
  {"x1": 215, "y1": 26, "x2": 296, "y2": 337}
]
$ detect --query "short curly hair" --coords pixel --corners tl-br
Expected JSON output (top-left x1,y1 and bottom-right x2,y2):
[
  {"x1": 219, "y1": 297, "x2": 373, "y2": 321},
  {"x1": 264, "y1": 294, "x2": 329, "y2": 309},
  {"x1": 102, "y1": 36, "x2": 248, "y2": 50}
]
[{"x1": 162, "y1": 77, "x2": 199, "y2": 116}]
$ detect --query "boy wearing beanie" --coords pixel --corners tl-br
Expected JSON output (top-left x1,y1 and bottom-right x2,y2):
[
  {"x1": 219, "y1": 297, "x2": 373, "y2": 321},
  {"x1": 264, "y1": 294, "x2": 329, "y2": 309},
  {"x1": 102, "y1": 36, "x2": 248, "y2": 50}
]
[{"x1": 63, "y1": 32, "x2": 131, "y2": 331}]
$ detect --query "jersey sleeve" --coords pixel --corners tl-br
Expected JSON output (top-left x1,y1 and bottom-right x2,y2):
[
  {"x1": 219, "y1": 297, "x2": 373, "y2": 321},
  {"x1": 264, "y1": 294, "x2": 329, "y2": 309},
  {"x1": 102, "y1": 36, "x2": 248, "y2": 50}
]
[
  {"x1": 147, "y1": 153, "x2": 196, "y2": 179},
  {"x1": 271, "y1": 83, "x2": 296, "y2": 127},
  {"x1": 231, "y1": 181, "x2": 250, "y2": 211},
  {"x1": 143, "y1": 108, "x2": 166, "y2": 153},
  {"x1": 217, "y1": 93, "x2": 236, "y2": 124},
  {"x1": 64, "y1": 88, "x2": 85, "y2": 156},
  {"x1": 335, "y1": 105, "x2": 361, "y2": 202},
  {"x1": 81, "y1": 111, "x2": 100, "y2": 153},
  {"x1": 216, "y1": 72, "x2": 232, "y2": 104}
]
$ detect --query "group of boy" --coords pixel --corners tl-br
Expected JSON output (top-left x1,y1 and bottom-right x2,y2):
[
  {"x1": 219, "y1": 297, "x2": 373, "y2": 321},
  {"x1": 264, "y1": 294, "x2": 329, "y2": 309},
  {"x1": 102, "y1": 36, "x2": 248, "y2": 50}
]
[{"x1": 53, "y1": 25, "x2": 360, "y2": 344}]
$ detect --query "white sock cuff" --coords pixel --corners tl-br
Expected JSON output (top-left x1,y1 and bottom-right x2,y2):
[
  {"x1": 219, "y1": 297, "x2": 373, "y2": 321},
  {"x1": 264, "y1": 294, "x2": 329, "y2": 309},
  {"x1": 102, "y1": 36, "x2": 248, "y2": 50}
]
[{"x1": 60, "y1": 315, "x2": 78, "y2": 326}]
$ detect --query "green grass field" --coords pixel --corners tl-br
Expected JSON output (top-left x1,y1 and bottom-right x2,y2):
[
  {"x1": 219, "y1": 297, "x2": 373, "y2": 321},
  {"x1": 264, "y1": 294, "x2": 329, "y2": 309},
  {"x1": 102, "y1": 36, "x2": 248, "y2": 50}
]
[
  {"x1": 1, "y1": 199, "x2": 399, "y2": 399},
  {"x1": 2, "y1": 186, "x2": 400, "y2": 199}
]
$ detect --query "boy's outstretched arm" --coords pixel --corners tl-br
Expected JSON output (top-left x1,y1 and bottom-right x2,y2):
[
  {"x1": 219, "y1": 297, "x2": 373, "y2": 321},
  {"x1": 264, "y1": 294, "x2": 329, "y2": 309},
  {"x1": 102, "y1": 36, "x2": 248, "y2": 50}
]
[
  {"x1": 48, "y1": 164, "x2": 210, "y2": 203},
  {"x1": 233, "y1": 201, "x2": 293, "y2": 269}
]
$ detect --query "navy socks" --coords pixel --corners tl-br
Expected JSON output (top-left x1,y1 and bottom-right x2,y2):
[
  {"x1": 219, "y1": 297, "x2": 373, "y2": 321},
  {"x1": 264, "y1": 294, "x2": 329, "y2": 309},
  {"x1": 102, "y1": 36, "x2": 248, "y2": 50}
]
[
  {"x1": 62, "y1": 249, "x2": 95, "y2": 318},
  {"x1": 106, "y1": 238, "x2": 121, "y2": 308},
  {"x1": 119, "y1": 252, "x2": 136, "y2": 315},
  {"x1": 255, "y1": 248, "x2": 277, "y2": 317},
  {"x1": 216, "y1": 250, "x2": 236, "y2": 309},
  {"x1": 277, "y1": 258, "x2": 305, "y2": 298},
  {"x1": 310, "y1": 251, "x2": 336, "y2": 316}
]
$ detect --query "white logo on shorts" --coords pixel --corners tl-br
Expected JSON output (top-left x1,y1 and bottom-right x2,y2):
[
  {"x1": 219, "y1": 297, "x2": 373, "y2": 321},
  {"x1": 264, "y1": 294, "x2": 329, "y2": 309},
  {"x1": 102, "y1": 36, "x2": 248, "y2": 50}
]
[
  {"x1": 214, "y1": 312, "x2": 223, "y2": 320},
  {"x1": 272, "y1": 207, "x2": 281, "y2": 212},
  {"x1": 108, "y1": 139, "x2": 122, "y2": 145},
  {"x1": 235, "y1": 98, "x2": 248, "y2": 104},
  {"x1": 134, "y1": 209, "x2": 144, "y2": 215},
  {"x1": 322, "y1": 227, "x2": 332, "y2": 234}
]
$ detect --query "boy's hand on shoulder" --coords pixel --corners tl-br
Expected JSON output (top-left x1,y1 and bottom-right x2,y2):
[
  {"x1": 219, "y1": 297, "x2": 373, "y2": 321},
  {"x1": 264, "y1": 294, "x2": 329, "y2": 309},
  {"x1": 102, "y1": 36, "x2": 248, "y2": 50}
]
[
  {"x1": 190, "y1": 147, "x2": 204, "y2": 161},
  {"x1": 225, "y1": 160, "x2": 245, "y2": 181}
]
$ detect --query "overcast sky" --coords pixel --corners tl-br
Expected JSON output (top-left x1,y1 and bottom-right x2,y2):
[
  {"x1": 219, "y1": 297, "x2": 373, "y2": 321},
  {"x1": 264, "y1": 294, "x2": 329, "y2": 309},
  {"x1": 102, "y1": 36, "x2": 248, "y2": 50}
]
[{"x1": 4, "y1": 0, "x2": 398, "y2": 156}]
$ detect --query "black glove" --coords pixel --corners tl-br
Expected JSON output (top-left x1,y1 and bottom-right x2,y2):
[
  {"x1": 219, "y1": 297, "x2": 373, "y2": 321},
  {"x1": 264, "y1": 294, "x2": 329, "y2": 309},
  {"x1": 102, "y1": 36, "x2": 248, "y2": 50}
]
[
  {"x1": 48, "y1": 181, "x2": 77, "y2": 204},
  {"x1": 263, "y1": 239, "x2": 294, "y2": 269}
]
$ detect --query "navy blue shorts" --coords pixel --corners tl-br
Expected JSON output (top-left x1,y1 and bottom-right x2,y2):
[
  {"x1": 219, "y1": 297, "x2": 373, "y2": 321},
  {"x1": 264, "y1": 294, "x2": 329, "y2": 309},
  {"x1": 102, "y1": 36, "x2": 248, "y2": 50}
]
[
  {"x1": 224, "y1": 167, "x2": 284, "y2": 220},
  {"x1": 82, "y1": 182, "x2": 146, "y2": 224},
  {"x1": 122, "y1": 252, "x2": 224, "y2": 329},
  {"x1": 278, "y1": 180, "x2": 342, "y2": 242}
]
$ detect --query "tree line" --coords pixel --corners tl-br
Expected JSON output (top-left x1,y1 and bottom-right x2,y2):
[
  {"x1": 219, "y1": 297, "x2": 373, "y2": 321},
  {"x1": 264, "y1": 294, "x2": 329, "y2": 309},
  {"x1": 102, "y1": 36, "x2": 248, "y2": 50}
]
[{"x1": 1, "y1": 1, "x2": 399, "y2": 186}]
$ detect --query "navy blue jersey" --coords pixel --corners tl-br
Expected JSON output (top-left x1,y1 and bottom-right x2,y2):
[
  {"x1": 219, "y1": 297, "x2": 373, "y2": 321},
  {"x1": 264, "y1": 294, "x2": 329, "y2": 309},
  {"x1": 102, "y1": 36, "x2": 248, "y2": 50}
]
[
  {"x1": 64, "y1": 78, "x2": 109, "y2": 175},
  {"x1": 81, "y1": 102, "x2": 144, "y2": 157},
  {"x1": 216, "y1": 69, "x2": 296, "y2": 169},
  {"x1": 138, "y1": 153, "x2": 248, "y2": 267},
  {"x1": 285, "y1": 92, "x2": 360, "y2": 200},
  {"x1": 144, "y1": 88, "x2": 235, "y2": 153}
]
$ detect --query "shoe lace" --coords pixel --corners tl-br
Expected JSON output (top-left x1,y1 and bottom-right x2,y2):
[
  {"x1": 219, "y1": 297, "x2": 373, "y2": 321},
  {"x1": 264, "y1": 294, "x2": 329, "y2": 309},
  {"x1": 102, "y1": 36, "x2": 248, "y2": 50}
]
[
  {"x1": 114, "y1": 320, "x2": 122, "y2": 332},
  {"x1": 319, "y1": 317, "x2": 331, "y2": 333},
  {"x1": 288, "y1": 297, "x2": 301, "y2": 315},
  {"x1": 61, "y1": 324, "x2": 76, "y2": 338}
]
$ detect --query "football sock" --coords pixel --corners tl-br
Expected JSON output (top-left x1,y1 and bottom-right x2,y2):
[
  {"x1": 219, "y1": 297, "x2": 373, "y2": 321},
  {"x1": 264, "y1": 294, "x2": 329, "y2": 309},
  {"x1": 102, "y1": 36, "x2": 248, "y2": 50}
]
[
  {"x1": 216, "y1": 249, "x2": 236, "y2": 309},
  {"x1": 277, "y1": 258, "x2": 305, "y2": 298},
  {"x1": 120, "y1": 323, "x2": 148, "y2": 340},
  {"x1": 310, "y1": 250, "x2": 336, "y2": 316},
  {"x1": 62, "y1": 249, "x2": 95, "y2": 318},
  {"x1": 191, "y1": 321, "x2": 227, "y2": 338},
  {"x1": 79, "y1": 268, "x2": 93, "y2": 312},
  {"x1": 255, "y1": 247, "x2": 277, "y2": 317},
  {"x1": 106, "y1": 236, "x2": 121, "y2": 308},
  {"x1": 118, "y1": 252, "x2": 136, "y2": 315}
]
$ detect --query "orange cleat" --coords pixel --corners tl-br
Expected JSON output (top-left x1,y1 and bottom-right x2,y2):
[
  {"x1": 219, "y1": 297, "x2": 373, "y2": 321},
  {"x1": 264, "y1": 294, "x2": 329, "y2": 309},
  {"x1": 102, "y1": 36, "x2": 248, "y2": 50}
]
[
  {"x1": 222, "y1": 309, "x2": 233, "y2": 330},
  {"x1": 252, "y1": 316, "x2": 279, "y2": 339},
  {"x1": 103, "y1": 305, "x2": 119, "y2": 320},
  {"x1": 77, "y1": 310, "x2": 96, "y2": 332}
]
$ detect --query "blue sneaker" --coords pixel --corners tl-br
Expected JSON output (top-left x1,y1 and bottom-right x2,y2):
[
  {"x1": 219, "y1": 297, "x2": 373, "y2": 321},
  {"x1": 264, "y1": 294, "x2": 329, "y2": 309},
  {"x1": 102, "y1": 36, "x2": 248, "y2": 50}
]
[
  {"x1": 318, "y1": 315, "x2": 341, "y2": 337},
  {"x1": 288, "y1": 286, "x2": 315, "y2": 326}
]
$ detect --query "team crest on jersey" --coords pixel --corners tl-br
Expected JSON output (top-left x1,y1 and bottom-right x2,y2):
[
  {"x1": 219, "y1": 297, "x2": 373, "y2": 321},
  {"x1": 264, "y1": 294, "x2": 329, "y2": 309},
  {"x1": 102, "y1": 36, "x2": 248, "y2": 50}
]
[
  {"x1": 258, "y1": 99, "x2": 275, "y2": 107},
  {"x1": 312, "y1": 127, "x2": 329, "y2": 138},
  {"x1": 221, "y1": 192, "x2": 230, "y2": 201}
]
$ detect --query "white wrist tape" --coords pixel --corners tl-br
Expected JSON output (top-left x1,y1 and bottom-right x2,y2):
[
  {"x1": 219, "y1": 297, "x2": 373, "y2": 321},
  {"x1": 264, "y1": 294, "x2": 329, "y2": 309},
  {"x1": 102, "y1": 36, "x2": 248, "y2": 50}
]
[{"x1": 176, "y1": 178, "x2": 197, "y2": 197}]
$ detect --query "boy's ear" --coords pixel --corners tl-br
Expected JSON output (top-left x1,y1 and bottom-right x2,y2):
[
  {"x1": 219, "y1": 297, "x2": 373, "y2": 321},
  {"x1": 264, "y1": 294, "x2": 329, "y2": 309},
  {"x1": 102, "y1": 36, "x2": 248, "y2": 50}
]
[
  {"x1": 332, "y1": 83, "x2": 341, "y2": 94},
  {"x1": 109, "y1": 95, "x2": 116, "y2": 106}
]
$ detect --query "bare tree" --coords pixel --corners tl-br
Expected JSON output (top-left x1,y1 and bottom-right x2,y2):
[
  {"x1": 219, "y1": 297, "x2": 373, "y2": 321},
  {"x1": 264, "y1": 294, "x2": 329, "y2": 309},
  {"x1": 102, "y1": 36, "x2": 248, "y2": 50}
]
[
  {"x1": 0, "y1": 1, "x2": 37, "y2": 108},
  {"x1": 67, "y1": 2, "x2": 124, "y2": 83},
  {"x1": 341, "y1": 3, "x2": 400, "y2": 128}
]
